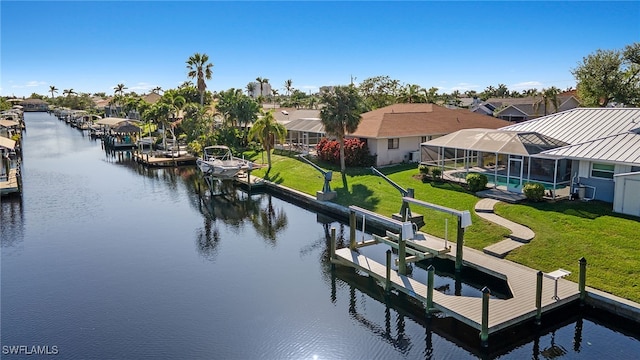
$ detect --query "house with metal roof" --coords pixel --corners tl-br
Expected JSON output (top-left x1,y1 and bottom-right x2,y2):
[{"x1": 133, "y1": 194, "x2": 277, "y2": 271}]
[
  {"x1": 421, "y1": 108, "x2": 640, "y2": 216},
  {"x1": 348, "y1": 104, "x2": 511, "y2": 166}
]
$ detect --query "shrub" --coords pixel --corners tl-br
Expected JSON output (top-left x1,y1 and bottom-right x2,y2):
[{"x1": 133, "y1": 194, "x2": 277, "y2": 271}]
[
  {"x1": 418, "y1": 165, "x2": 430, "y2": 175},
  {"x1": 466, "y1": 173, "x2": 488, "y2": 192},
  {"x1": 187, "y1": 140, "x2": 202, "y2": 156},
  {"x1": 316, "y1": 137, "x2": 375, "y2": 167},
  {"x1": 431, "y1": 167, "x2": 442, "y2": 180},
  {"x1": 523, "y1": 183, "x2": 545, "y2": 202}
]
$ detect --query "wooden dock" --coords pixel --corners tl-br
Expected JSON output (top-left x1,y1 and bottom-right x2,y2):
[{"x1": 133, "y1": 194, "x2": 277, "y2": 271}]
[
  {"x1": 0, "y1": 168, "x2": 20, "y2": 196},
  {"x1": 133, "y1": 152, "x2": 197, "y2": 167},
  {"x1": 331, "y1": 210, "x2": 581, "y2": 342}
]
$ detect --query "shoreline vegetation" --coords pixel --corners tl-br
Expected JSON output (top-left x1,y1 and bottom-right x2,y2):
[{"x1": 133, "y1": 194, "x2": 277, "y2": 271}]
[{"x1": 247, "y1": 149, "x2": 640, "y2": 304}]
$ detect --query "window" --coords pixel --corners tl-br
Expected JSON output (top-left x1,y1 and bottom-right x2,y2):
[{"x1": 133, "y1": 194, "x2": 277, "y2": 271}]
[
  {"x1": 421, "y1": 136, "x2": 432, "y2": 143},
  {"x1": 388, "y1": 138, "x2": 399, "y2": 149},
  {"x1": 591, "y1": 163, "x2": 615, "y2": 179}
]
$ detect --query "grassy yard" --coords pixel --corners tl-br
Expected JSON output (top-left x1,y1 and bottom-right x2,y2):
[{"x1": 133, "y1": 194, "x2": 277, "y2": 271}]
[{"x1": 247, "y1": 150, "x2": 640, "y2": 303}]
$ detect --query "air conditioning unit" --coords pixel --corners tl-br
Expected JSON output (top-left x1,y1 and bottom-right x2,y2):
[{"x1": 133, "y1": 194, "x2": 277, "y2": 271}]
[{"x1": 409, "y1": 151, "x2": 421, "y2": 162}]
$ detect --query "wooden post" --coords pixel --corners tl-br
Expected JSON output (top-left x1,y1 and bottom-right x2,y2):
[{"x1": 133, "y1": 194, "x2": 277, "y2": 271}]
[
  {"x1": 349, "y1": 210, "x2": 356, "y2": 250},
  {"x1": 579, "y1": 257, "x2": 587, "y2": 304},
  {"x1": 398, "y1": 236, "x2": 407, "y2": 275},
  {"x1": 385, "y1": 249, "x2": 392, "y2": 293},
  {"x1": 330, "y1": 227, "x2": 336, "y2": 268},
  {"x1": 426, "y1": 265, "x2": 434, "y2": 317},
  {"x1": 455, "y1": 217, "x2": 464, "y2": 273},
  {"x1": 480, "y1": 287, "x2": 490, "y2": 347},
  {"x1": 535, "y1": 270, "x2": 543, "y2": 325}
]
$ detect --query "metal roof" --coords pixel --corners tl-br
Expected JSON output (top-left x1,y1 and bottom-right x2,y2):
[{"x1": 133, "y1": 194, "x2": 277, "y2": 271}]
[
  {"x1": 541, "y1": 131, "x2": 640, "y2": 165},
  {"x1": 500, "y1": 108, "x2": 640, "y2": 144},
  {"x1": 422, "y1": 128, "x2": 567, "y2": 156}
]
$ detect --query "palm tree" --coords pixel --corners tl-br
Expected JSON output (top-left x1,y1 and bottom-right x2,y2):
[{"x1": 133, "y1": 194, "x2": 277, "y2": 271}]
[
  {"x1": 151, "y1": 86, "x2": 163, "y2": 94},
  {"x1": 186, "y1": 52, "x2": 214, "y2": 106},
  {"x1": 284, "y1": 79, "x2": 293, "y2": 97},
  {"x1": 398, "y1": 84, "x2": 423, "y2": 103},
  {"x1": 248, "y1": 110, "x2": 287, "y2": 174},
  {"x1": 320, "y1": 85, "x2": 367, "y2": 173},
  {"x1": 246, "y1": 82, "x2": 256, "y2": 97},
  {"x1": 256, "y1": 77, "x2": 269, "y2": 98},
  {"x1": 114, "y1": 83, "x2": 127, "y2": 96},
  {"x1": 49, "y1": 85, "x2": 58, "y2": 99},
  {"x1": 63, "y1": 88, "x2": 77, "y2": 97}
]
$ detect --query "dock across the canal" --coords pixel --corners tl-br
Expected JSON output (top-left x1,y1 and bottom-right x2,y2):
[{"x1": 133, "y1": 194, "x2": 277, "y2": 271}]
[{"x1": 330, "y1": 204, "x2": 582, "y2": 346}]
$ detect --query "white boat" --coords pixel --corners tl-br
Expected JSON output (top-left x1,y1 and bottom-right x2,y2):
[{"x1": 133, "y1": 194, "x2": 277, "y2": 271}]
[{"x1": 196, "y1": 145, "x2": 251, "y2": 179}]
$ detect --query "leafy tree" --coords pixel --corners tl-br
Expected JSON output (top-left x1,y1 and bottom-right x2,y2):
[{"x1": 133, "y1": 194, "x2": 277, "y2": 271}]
[
  {"x1": 572, "y1": 43, "x2": 640, "y2": 107},
  {"x1": 248, "y1": 110, "x2": 287, "y2": 173},
  {"x1": 186, "y1": 52, "x2": 214, "y2": 106},
  {"x1": 49, "y1": 85, "x2": 58, "y2": 99},
  {"x1": 357, "y1": 75, "x2": 401, "y2": 109},
  {"x1": 320, "y1": 85, "x2": 367, "y2": 172}
]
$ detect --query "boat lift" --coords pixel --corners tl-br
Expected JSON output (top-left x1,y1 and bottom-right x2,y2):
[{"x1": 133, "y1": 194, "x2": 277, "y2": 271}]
[
  {"x1": 371, "y1": 166, "x2": 424, "y2": 226},
  {"x1": 298, "y1": 155, "x2": 336, "y2": 200}
]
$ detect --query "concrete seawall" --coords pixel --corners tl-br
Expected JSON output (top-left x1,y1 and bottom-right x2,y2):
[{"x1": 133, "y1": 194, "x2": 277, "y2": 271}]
[{"x1": 240, "y1": 176, "x2": 640, "y2": 323}]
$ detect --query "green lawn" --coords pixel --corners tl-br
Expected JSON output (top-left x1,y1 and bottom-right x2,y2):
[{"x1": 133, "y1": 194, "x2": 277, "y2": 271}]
[{"x1": 247, "y1": 150, "x2": 640, "y2": 303}]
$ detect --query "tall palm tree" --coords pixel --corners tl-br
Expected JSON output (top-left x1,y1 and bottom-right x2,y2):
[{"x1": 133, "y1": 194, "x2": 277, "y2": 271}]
[
  {"x1": 256, "y1": 77, "x2": 269, "y2": 98},
  {"x1": 186, "y1": 53, "x2": 214, "y2": 106},
  {"x1": 398, "y1": 84, "x2": 423, "y2": 103},
  {"x1": 284, "y1": 79, "x2": 293, "y2": 97},
  {"x1": 63, "y1": 88, "x2": 77, "y2": 97},
  {"x1": 114, "y1": 83, "x2": 127, "y2": 96},
  {"x1": 151, "y1": 86, "x2": 163, "y2": 94},
  {"x1": 49, "y1": 85, "x2": 58, "y2": 99},
  {"x1": 248, "y1": 110, "x2": 287, "y2": 174},
  {"x1": 320, "y1": 85, "x2": 367, "y2": 173}
]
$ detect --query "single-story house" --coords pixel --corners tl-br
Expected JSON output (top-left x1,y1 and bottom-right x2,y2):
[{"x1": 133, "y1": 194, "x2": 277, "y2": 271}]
[
  {"x1": 348, "y1": 104, "x2": 512, "y2": 166},
  {"x1": 471, "y1": 91, "x2": 580, "y2": 123},
  {"x1": 421, "y1": 107, "x2": 640, "y2": 217}
]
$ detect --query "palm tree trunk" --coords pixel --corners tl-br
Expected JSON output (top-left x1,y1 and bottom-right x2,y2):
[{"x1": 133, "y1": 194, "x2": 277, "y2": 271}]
[{"x1": 339, "y1": 136, "x2": 346, "y2": 172}]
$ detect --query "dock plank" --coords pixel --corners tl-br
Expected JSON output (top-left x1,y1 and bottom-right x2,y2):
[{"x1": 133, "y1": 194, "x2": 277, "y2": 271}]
[{"x1": 334, "y1": 240, "x2": 580, "y2": 335}]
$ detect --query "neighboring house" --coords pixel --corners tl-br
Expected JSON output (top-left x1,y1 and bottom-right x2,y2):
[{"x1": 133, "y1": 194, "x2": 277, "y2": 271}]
[
  {"x1": 272, "y1": 108, "x2": 323, "y2": 151},
  {"x1": 421, "y1": 107, "x2": 640, "y2": 217},
  {"x1": 19, "y1": 98, "x2": 49, "y2": 112},
  {"x1": 347, "y1": 104, "x2": 511, "y2": 166},
  {"x1": 489, "y1": 92, "x2": 580, "y2": 123}
]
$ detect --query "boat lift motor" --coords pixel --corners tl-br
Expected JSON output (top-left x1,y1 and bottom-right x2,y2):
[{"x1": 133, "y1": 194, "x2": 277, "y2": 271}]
[
  {"x1": 298, "y1": 155, "x2": 336, "y2": 200},
  {"x1": 371, "y1": 166, "x2": 424, "y2": 226}
]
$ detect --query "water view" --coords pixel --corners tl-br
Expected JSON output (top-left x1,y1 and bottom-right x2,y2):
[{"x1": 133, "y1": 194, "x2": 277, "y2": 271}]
[{"x1": 2, "y1": 112, "x2": 639, "y2": 359}]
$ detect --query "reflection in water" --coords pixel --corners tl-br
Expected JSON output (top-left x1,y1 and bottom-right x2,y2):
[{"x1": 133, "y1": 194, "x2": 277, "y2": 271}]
[{"x1": 1, "y1": 196, "x2": 24, "y2": 249}]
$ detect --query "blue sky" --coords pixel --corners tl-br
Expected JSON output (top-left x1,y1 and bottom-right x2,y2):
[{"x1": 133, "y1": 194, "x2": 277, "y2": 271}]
[{"x1": 2, "y1": 1, "x2": 639, "y2": 98}]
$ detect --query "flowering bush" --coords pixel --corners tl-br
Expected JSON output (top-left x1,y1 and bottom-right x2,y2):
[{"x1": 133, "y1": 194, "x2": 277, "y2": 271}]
[{"x1": 316, "y1": 138, "x2": 375, "y2": 167}]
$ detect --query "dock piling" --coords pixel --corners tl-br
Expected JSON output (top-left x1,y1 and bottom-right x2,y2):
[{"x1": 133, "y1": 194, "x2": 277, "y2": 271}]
[
  {"x1": 330, "y1": 227, "x2": 336, "y2": 268},
  {"x1": 385, "y1": 250, "x2": 392, "y2": 293},
  {"x1": 579, "y1": 257, "x2": 587, "y2": 304},
  {"x1": 480, "y1": 287, "x2": 490, "y2": 347},
  {"x1": 398, "y1": 237, "x2": 407, "y2": 275},
  {"x1": 455, "y1": 218, "x2": 464, "y2": 273},
  {"x1": 349, "y1": 210, "x2": 356, "y2": 250},
  {"x1": 426, "y1": 265, "x2": 434, "y2": 317},
  {"x1": 535, "y1": 270, "x2": 543, "y2": 325}
]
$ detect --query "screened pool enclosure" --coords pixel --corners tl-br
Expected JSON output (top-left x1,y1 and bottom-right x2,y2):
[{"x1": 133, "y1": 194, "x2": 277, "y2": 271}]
[{"x1": 420, "y1": 129, "x2": 573, "y2": 196}]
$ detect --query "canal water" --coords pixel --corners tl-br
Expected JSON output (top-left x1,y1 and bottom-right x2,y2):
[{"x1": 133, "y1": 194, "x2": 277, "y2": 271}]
[{"x1": 2, "y1": 112, "x2": 639, "y2": 359}]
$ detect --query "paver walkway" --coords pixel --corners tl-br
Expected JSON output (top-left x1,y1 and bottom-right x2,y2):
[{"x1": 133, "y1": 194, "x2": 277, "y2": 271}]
[{"x1": 475, "y1": 198, "x2": 535, "y2": 258}]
